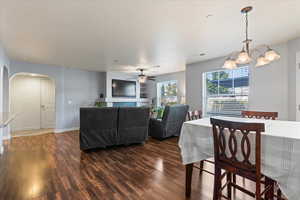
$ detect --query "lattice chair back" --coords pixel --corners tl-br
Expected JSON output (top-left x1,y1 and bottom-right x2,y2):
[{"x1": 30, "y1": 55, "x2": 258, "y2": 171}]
[
  {"x1": 241, "y1": 111, "x2": 278, "y2": 120},
  {"x1": 210, "y1": 118, "x2": 265, "y2": 179}
]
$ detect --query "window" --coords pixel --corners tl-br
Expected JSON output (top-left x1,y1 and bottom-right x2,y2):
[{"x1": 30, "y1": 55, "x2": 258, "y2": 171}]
[
  {"x1": 203, "y1": 66, "x2": 249, "y2": 117},
  {"x1": 157, "y1": 80, "x2": 178, "y2": 107}
]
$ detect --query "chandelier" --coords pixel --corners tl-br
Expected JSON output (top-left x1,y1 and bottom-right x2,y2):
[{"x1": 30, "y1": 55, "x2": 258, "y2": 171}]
[{"x1": 223, "y1": 6, "x2": 280, "y2": 69}]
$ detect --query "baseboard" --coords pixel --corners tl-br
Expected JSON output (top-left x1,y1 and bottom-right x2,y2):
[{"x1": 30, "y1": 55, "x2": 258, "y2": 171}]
[{"x1": 54, "y1": 127, "x2": 79, "y2": 133}]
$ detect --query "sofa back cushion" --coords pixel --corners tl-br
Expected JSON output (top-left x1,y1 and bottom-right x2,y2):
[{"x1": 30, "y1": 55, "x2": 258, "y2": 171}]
[
  {"x1": 118, "y1": 107, "x2": 150, "y2": 144},
  {"x1": 80, "y1": 107, "x2": 119, "y2": 149}
]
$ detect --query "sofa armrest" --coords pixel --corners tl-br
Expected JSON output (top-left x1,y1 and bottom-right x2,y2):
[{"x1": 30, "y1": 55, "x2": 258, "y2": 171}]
[{"x1": 149, "y1": 118, "x2": 164, "y2": 139}]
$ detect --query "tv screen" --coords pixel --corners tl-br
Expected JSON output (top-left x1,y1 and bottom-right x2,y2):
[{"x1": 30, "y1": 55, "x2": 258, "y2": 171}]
[{"x1": 112, "y1": 79, "x2": 136, "y2": 98}]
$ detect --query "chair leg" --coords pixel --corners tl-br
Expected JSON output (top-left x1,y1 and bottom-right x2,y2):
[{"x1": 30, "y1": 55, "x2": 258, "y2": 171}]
[
  {"x1": 265, "y1": 177, "x2": 274, "y2": 200},
  {"x1": 227, "y1": 172, "x2": 232, "y2": 200},
  {"x1": 277, "y1": 188, "x2": 282, "y2": 200},
  {"x1": 213, "y1": 166, "x2": 221, "y2": 200},
  {"x1": 233, "y1": 174, "x2": 236, "y2": 184},
  {"x1": 199, "y1": 160, "x2": 204, "y2": 174}
]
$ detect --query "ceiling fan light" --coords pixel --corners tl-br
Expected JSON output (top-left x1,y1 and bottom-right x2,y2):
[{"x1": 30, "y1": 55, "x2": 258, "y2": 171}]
[
  {"x1": 265, "y1": 48, "x2": 280, "y2": 61},
  {"x1": 223, "y1": 58, "x2": 237, "y2": 69},
  {"x1": 138, "y1": 75, "x2": 147, "y2": 83},
  {"x1": 236, "y1": 49, "x2": 252, "y2": 64},
  {"x1": 256, "y1": 55, "x2": 270, "y2": 67}
]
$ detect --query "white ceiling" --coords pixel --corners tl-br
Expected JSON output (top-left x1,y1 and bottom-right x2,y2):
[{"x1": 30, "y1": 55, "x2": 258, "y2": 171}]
[{"x1": 1, "y1": 0, "x2": 300, "y2": 75}]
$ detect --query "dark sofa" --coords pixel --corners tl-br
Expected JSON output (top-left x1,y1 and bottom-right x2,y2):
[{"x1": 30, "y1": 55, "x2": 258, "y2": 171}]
[
  {"x1": 80, "y1": 107, "x2": 150, "y2": 150},
  {"x1": 149, "y1": 104, "x2": 189, "y2": 140}
]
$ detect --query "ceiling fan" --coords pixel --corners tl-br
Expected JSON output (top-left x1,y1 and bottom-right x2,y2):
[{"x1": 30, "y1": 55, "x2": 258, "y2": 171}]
[
  {"x1": 110, "y1": 65, "x2": 159, "y2": 83},
  {"x1": 137, "y1": 68, "x2": 156, "y2": 83}
]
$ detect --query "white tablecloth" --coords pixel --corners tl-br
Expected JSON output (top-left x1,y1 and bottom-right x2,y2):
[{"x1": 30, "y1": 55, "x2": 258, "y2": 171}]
[{"x1": 178, "y1": 117, "x2": 300, "y2": 200}]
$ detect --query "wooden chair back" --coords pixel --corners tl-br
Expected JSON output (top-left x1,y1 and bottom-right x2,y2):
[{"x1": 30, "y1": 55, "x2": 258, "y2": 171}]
[
  {"x1": 187, "y1": 110, "x2": 202, "y2": 121},
  {"x1": 210, "y1": 118, "x2": 265, "y2": 199},
  {"x1": 241, "y1": 111, "x2": 278, "y2": 120}
]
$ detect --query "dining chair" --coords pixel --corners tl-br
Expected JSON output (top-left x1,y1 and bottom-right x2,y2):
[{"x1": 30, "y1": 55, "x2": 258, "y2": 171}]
[
  {"x1": 210, "y1": 118, "x2": 275, "y2": 200},
  {"x1": 243, "y1": 111, "x2": 283, "y2": 199},
  {"x1": 187, "y1": 111, "x2": 193, "y2": 121},
  {"x1": 242, "y1": 111, "x2": 278, "y2": 120},
  {"x1": 187, "y1": 110, "x2": 202, "y2": 120}
]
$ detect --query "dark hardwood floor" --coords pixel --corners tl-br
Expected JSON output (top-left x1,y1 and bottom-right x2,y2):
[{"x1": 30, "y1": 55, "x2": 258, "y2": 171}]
[{"x1": 0, "y1": 131, "x2": 257, "y2": 200}]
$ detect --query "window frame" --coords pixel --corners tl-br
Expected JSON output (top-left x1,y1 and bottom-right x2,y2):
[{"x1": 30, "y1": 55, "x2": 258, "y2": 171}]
[
  {"x1": 156, "y1": 80, "x2": 178, "y2": 107},
  {"x1": 202, "y1": 66, "x2": 250, "y2": 117}
]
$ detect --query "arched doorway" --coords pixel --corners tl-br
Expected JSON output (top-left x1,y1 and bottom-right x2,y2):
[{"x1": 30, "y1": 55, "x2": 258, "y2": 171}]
[{"x1": 10, "y1": 73, "x2": 56, "y2": 137}]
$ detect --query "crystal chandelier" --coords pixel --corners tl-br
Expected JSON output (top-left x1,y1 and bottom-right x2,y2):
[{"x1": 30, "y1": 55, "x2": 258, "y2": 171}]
[{"x1": 223, "y1": 6, "x2": 280, "y2": 69}]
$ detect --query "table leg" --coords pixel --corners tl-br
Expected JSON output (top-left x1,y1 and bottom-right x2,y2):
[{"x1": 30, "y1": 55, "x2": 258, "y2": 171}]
[{"x1": 185, "y1": 163, "x2": 193, "y2": 197}]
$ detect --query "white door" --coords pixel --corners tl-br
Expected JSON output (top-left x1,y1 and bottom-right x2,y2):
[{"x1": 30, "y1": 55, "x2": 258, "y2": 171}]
[
  {"x1": 296, "y1": 52, "x2": 300, "y2": 121},
  {"x1": 11, "y1": 75, "x2": 41, "y2": 131},
  {"x1": 40, "y1": 78, "x2": 55, "y2": 128}
]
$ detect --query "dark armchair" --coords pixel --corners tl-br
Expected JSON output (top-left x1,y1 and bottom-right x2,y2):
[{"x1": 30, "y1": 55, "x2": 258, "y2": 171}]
[{"x1": 149, "y1": 104, "x2": 189, "y2": 140}]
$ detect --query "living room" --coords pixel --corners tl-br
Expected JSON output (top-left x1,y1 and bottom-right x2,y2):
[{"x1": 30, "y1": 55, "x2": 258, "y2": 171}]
[{"x1": 1, "y1": 1, "x2": 300, "y2": 200}]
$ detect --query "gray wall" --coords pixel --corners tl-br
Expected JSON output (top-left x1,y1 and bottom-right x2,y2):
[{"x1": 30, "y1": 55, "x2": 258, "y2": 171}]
[
  {"x1": 187, "y1": 42, "x2": 289, "y2": 120},
  {"x1": 9, "y1": 60, "x2": 106, "y2": 131},
  {"x1": 287, "y1": 38, "x2": 300, "y2": 120},
  {"x1": 147, "y1": 71, "x2": 185, "y2": 105}
]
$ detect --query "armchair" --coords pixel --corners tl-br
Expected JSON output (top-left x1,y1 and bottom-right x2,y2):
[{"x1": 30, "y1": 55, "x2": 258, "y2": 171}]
[{"x1": 149, "y1": 104, "x2": 189, "y2": 140}]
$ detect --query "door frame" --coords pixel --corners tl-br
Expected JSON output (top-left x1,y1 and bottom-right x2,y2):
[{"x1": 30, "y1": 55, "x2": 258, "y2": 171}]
[
  {"x1": 1, "y1": 66, "x2": 9, "y2": 149},
  {"x1": 296, "y1": 52, "x2": 300, "y2": 121}
]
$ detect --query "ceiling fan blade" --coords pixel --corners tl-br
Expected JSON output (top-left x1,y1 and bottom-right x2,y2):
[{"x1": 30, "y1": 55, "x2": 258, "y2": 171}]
[{"x1": 148, "y1": 76, "x2": 156, "y2": 78}]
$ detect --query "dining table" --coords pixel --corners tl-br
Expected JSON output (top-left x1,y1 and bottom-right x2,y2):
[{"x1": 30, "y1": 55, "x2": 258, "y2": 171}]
[{"x1": 178, "y1": 116, "x2": 300, "y2": 200}]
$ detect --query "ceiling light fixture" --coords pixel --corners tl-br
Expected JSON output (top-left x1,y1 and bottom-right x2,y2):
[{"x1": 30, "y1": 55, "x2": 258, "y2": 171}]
[
  {"x1": 256, "y1": 55, "x2": 270, "y2": 67},
  {"x1": 265, "y1": 47, "x2": 281, "y2": 61},
  {"x1": 223, "y1": 6, "x2": 280, "y2": 69},
  {"x1": 138, "y1": 69, "x2": 147, "y2": 83},
  {"x1": 223, "y1": 58, "x2": 237, "y2": 69},
  {"x1": 138, "y1": 75, "x2": 147, "y2": 83}
]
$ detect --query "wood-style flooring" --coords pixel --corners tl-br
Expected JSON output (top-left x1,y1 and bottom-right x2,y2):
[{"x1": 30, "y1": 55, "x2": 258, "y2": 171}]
[
  {"x1": 12, "y1": 128, "x2": 54, "y2": 137},
  {"x1": 0, "y1": 131, "x2": 259, "y2": 200}
]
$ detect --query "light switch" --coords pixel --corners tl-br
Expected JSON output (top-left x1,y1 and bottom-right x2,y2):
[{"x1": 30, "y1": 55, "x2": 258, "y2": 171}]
[{"x1": 68, "y1": 100, "x2": 72, "y2": 105}]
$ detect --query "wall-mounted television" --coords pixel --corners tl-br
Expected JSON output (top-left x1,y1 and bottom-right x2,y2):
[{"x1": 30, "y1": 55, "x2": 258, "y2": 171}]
[{"x1": 112, "y1": 79, "x2": 136, "y2": 98}]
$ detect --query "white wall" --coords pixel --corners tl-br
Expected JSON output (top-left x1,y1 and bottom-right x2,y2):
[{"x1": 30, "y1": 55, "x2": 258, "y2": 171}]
[
  {"x1": 103, "y1": 71, "x2": 152, "y2": 106},
  {"x1": 0, "y1": 42, "x2": 10, "y2": 152},
  {"x1": 105, "y1": 71, "x2": 140, "y2": 99},
  {"x1": 147, "y1": 71, "x2": 185, "y2": 106},
  {"x1": 186, "y1": 42, "x2": 289, "y2": 120},
  {"x1": 9, "y1": 60, "x2": 106, "y2": 132}
]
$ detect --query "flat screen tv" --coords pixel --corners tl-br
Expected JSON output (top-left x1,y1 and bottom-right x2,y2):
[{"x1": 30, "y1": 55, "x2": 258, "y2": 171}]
[{"x1": 112, "y1": 79, "x2": 136, "y2": 98}]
